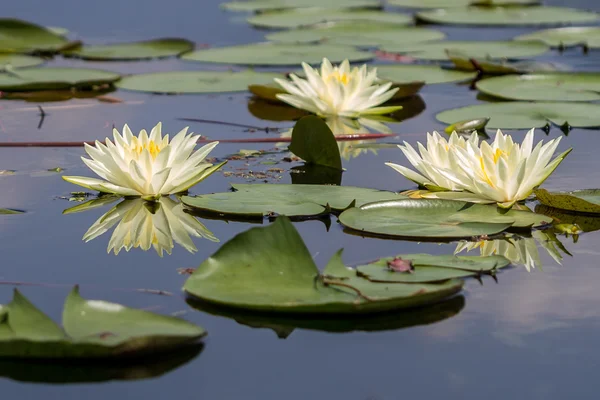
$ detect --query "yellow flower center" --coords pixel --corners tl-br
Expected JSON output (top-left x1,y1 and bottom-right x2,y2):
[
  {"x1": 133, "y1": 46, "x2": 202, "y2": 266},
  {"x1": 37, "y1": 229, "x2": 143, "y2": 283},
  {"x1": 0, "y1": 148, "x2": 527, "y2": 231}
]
[
  {"x1": 326, "y1": 71, "x2": 350, "y2": 85},
  {"x1": 493, "y1": 148, "x2": 507, "y2": 163},
  {"x1": 131, "y1": 139, "x2": 163, "y2": 160}
]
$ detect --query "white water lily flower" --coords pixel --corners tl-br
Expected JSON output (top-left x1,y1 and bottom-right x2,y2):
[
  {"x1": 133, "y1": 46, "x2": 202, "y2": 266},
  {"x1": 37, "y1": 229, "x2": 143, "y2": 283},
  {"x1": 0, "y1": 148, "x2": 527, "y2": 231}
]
[
  {"x1": 386, "y1": 129, "x2": 571, "y2": 208},
  {"x1": 83, "y1": 197, "x2": 218, "y2": 257},
  {"x1": 274, "y1": 58, "x2": 402, "y2": 118},
  {"x1": 63, "y1": 122, "x2": 225, "y2": 200}
]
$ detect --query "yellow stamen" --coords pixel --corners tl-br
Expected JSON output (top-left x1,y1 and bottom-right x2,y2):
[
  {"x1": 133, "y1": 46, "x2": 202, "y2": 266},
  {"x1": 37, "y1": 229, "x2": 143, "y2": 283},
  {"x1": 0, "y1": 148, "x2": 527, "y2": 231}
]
[
  {"x1": 479, "y1": 157, "x2": 495, "y2": 187},
  {"x1": 131, "y1": 139, "x2": 163, "y2": 160},
  {"x1": 326, "y1": 71, "x2": 350, "y2": 85},
  {"x1": 493, "y1": 148, "x2": 507, "y2": 163}
]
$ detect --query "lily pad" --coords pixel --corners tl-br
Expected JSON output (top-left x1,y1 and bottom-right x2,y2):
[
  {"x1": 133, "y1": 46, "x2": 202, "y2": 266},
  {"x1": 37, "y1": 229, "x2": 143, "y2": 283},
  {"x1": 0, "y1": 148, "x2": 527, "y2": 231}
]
[
  {"x1": 377, "y1": 64, "x2": 476, "y2": 84},
  {"x1": 534, "y1": 188, "x2": 600, "y2": 214},
  {"x1": 416, "y1": 6, "x2": 599, "y2": 26},
  {"x1": 535, "y1": 205, "x2": 600, "y2": 233},
  {"x1": 289, "y1": 116, "x2": 342, "y2": 170},
  {"x1": 436, "y1": 102, "x2": 600, "y2": 129},
  {"x1": 181, "y1": 43, "x2": 373, "y2": 65},
  {"x1": 0, "y1": 209, "x2": 24, "y2": 214},
  {"x1": 0, "y1": 287, "x2": 205, "y2": 359},
  {"x1": 477, "y1": 73, "x2": 600, "y2": 101},
  {"x1": 183, "y1": 217, "x2": 463, "y2": 314},
  {"x1": 0, "y1": 54, "x2": 44, "y2": 69},
  {"x1": 515, "y1": 27, "x2": 600, "y2": 49},
  {"x1": 356, "y1": 254, "x2": 509, "y2": 283},
  {"x1": 65, "y1": 38, "x2": 194, "y2": 61},
  {"x1": 448, "y1": 50, "x2": 561, "y2": 74},
  {"x1": 117, "y1": 70, "x2": 282, "y2": 94},
  {"x1": 0, "y1": 67, "x2": 120, "y2": 91},
  {"x1": 248, "y1": 9, "x2": 412, "y2": 29},
  {"x1": 222, "y1": 0, "x2": 380, "y2": 12},
  {"x1": 0, "y1": 18, "x2": 70, "y2": 53},
  {"x1": 379, "y1": 40, "x2": 548, "y2": 61},
  {"x1": 265, "y1": 22, "x2": 445, "y2": 47},
  {"x1": 389, "y1": 0, "x2": 539, "y2": 7},
  {"x1": 338, "y1": 199, "x2": 551, "y2": 239},
  {"x1": 181, "y1": 184, "x2": 404, "y2": 218}
]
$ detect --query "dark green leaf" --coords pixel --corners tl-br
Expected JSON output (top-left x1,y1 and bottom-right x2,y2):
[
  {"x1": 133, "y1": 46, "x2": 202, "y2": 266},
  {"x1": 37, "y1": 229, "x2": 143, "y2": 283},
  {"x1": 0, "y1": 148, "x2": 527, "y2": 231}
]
[{"x1": 289, "y1": 116, "x2": 342, "y2": 170}]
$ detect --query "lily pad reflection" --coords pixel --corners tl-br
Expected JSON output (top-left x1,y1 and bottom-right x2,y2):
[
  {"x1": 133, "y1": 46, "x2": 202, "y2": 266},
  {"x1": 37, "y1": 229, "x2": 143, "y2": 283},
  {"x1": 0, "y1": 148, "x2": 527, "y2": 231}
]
[{"x1": 64, "y1": 197, "x2": 218, "y2": 256}]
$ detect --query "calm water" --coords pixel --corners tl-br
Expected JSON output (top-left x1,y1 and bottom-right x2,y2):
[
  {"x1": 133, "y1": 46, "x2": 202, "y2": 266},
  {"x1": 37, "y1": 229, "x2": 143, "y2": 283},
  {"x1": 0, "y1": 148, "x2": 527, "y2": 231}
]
[{"x1": 1, "y1": 0, "x2": 600, "y2": 398}]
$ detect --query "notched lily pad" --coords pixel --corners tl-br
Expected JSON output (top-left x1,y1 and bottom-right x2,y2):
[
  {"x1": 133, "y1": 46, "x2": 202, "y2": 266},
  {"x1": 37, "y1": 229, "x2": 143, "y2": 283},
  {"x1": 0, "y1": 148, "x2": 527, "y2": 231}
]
[
  {"x1": 0, "y1": 287, "x2": 205, "y2": 359},
  {"x1": 182, "y1": 184, "x2": 405, "y2": 218},
  {"x1": 515, "y1": 27, "x2": 600, "y2": 49},
  {"x1": 534, "y1": 188, "x2": 600, "y2": 214},
  {"x1": 247, "y1": 9, "x2": 412, "y2": 29},
  {"x1": 222, "y1": 0, "x2": 380, "y2": 12},
  {"x1": 377, "y1": 64, "x2": 476, "y2": 84},
  {"x1": 65, "y1": 38, "x2": 194, "y2": 61},
  {"x1": 0, "y1": 18, "x2": 71, "y2": 53},
  {"x1": 183, "y1": 217, "x2": 463, "y2": 314},
  {"x1": 0, "y1": 54, "x2": 44, "y2": 69},
  {"x1": 0, "y1": 67, "x2": 120, "y2": 91}
]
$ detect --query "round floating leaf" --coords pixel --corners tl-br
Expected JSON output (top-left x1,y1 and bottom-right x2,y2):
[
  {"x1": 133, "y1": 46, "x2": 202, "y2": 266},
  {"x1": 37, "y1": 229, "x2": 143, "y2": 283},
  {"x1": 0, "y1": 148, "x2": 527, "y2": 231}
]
[
  {"x1": 248, "y1": 9, "x2": 412, "y2": 29},
  {"x1": 515, "y1": 27, "x2": 600, "y2": 49},
  {"x1": 265, "y1": 22, "x2": 445, "y2": 47},
  {"x1": 448, "y1": 50, "x2": 561, "y2": 74},
  {"x1": 0, "y1": 54, "x2": 44, "y2": 69},
  {"x1": 534, "y1": 188, "x2": 600, "y2": 214},
  {"x1": 436, "y1": 102, "x2": 600, "y2": 129},
  {"x1": 377, "y1": 64, "x2": 476, "y2": 84},
  {"x1": 380, "y1": 40, "x2": 548, "y2": 61},
  {"x1": 182, "y1": 183, "x2": 405, "y2": 218},
  {"x1": 181, "y1": 43, "x2": 373, "y2": 65},
  {"x1": 0, "y1": 67, "x2": 120, "y2": 91},
  {"x1": 222, "y1": 0, "x2": 380, "y2": 12},
  {"x1": 0, "y1": 18, "x2": 69, "y2": 53},
  {"x1": 117, "y1": 70, "x2": 282, "y2": 94},
  {"x1": 183, "y1": 217, "x2": 463, "y2": 314},
  {"x1": 338, "y1": 199, "x2": 551, "y2": 239},
  {"x1": 476, "y1": 73, "x2": 600, "y2": 102},
  {"x1": 389, "y1": 0, "x2": 539, "y2": 7},
  {"x1": 0, "y1": 287, "x2": 205, "y2": 359},
  {"x1": 356, "y1": 254, "x2": 510, "y2": 283},
  {"x1": 416, "y1": 6, "x2": 599, "y2": 26},
  {"x1": 65, "y1": 38, "x2": 194, "y2": 61}
]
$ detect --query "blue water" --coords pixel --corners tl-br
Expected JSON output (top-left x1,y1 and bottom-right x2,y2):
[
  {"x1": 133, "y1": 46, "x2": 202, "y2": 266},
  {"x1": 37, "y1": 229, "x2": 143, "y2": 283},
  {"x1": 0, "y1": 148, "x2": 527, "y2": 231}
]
[{"x1": 1, "y1": 0, "x2": 600, "y2": 398}]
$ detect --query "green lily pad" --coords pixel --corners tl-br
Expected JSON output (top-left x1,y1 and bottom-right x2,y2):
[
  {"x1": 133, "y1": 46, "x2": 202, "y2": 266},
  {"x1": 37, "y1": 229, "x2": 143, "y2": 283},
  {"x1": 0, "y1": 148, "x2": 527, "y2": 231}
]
[
  {"x1": 116, "y1": 70, "x2": 282, "y2": 94},
  {"x1": 181, "y1": 43, "x2": 373, "y2": 65},
  {"x1": 0, "y1": 18, "x2": 70, "y2": 53},
  {"x1": 338, "y1": 199, "x2": 551, "y2": 239},
  {"x1": 535, "y1": 205, "x2": 600, "y2": 233},
  {"x1": 515, "y1": 27, "x2": 600, "y2": 49},
  {"x1": 477, "y1": 73, "x2": 600, "y2": 101},
  {"x1": 0, "y1": 67, "x2": 120, "y2": 91},
  {"x1": 0, "y1": 287, "x2": 205, "y2": 359},
  {"x1": 248, "y1": 9, "x2": 412, "y2": 29},
  {"x1": 181, "y1": 183, "x2": 404, "y2": 218},
  {"x1": 45, "y1": 26, "x2": 69, "y2": 37},
  {"x1": 377, "y1": 64, "x2": 476, "y2": 84},
  {"x1": 416, "y1": 6, "x2": 599, "y2": 26},
  {"x1": 379, "y1": 40, "x2": 548, "y2": 61},
  {"x1": 65, "y1": 38, "x2": 194, "y2": 61},
  {"x1": 0, "y1": 54, "x2": 44, "y2": 69},
  {"x1": 356, "y1": 254, "x2": 509, "y2": 283},
  {"x1": 0, "y1": 208, "x2": 24, "y2": 214},
  {"x1": 534, "y1": 188, "x2": 600, "y2": 214},
  {"x1": 389, "y1": 0, "x2": 539, "y2": 7},
  {"x1": 222, "y1": 0, "x2": 380, "y2": 12},
  {"x1": 265, "y1": 22, "x2": 445, "y2": 47},
  {"x1": 436, "y1": 102, "x2": 600, "y2": 129},
  {"x1": 448, "y1": 50, "x2": 561, "y2": 74},
  {"x1": 289, "y1": 116, "x2": 342, "y2": 170},
  {"x1": 183, "y1": 217, "x2": 464, "y2": 314}
]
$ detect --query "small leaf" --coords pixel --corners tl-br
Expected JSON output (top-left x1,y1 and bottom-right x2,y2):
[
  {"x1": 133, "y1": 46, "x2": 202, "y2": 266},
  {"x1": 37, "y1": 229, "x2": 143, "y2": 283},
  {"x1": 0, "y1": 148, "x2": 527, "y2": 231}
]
[{"x1": 289, "y1": 116, "x2": 342, "y2": 170}]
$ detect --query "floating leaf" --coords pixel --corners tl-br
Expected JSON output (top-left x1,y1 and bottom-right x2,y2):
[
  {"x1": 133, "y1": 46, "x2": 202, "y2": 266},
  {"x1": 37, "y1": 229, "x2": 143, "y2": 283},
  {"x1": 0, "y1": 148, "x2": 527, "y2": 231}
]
[
  {"x1": 265, "y1": 22, "x2": 445, "y2": 47},
  {"x1": 436, "y1": 102, "x2": 600, "y2": 129},
  {"x1": 356, "y1": 254, "x2": 509, "y2": 283},
  {"x1": 389, "y1": 0, "x2": 539, "y2": 7},
  {"x1": 222, "y1": 0, "x2": 380, "y2": 12},
  {"x1": 535, "y1": 205, "x2": 600, "y2": 233},
  {"x1": 247, "y1": 9, "x2": 412, "y2": 29},
  {"x1": 448, "y1": 50, "x2": 561, "y2": 74},
  {"x1": 0, "y1": 18, "x2": 70, "y2": 53},
  {"x1": 0, "y1": 287, "x2": 205, "y2": 359},
  {"x1": 0, "y1": 88, "x2": 115, "y2": 102},
  {"x1": 0, "y1": 54, "x2": 44, "y2": 69},
  {"x1": 248, "y1": 97, "x2": 309, "y2": 121},
  {"x1": 183, "y1": 217, "x2": 463, "y2": 314},
  {"x1": 0, "y1": 208, "x2": 24, "y2": 214},
  {"x1": 377, "y1": 64, "x2": 476, "y2": 84},
  {"x1": 65, "y1": 38, "x2": 194, "y2": 61},
  {"x1": 181, "y1": 43, "x2": 373, "y2": 65},
  {"x1": 339, "y1": 199, "x2": 551, "y2": 239},
  {"x1": 117, "y1": 70, "x2": 282, "y2": 94},
  {"x1": 0, "y1": 67, "x2": 120, "y2": 91},
  {"x1": 182, "y1": 184, "x2": 404, "y2": 218},
  {"x1": 380, "y1": 40, "x2": 548, "y2": 61},
  {"x1": 515, "y1": 27, "x2": 600, "y2": 49},
  {"x1": 289, "y1": 116, "x2": 342, "y2": 170},
  {"x1": 476, "y1": 73, "x2": 600, "y2": 102},
  {"x1": 534, "y1": 188, "x2": 600, "y2": 214}
]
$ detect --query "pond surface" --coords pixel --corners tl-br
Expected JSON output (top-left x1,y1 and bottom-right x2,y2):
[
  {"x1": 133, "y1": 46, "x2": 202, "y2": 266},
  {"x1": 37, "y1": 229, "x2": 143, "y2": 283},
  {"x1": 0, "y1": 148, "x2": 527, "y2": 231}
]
[{"x1": 1, "y1": 0, "x2": 600, "y2": 398}]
